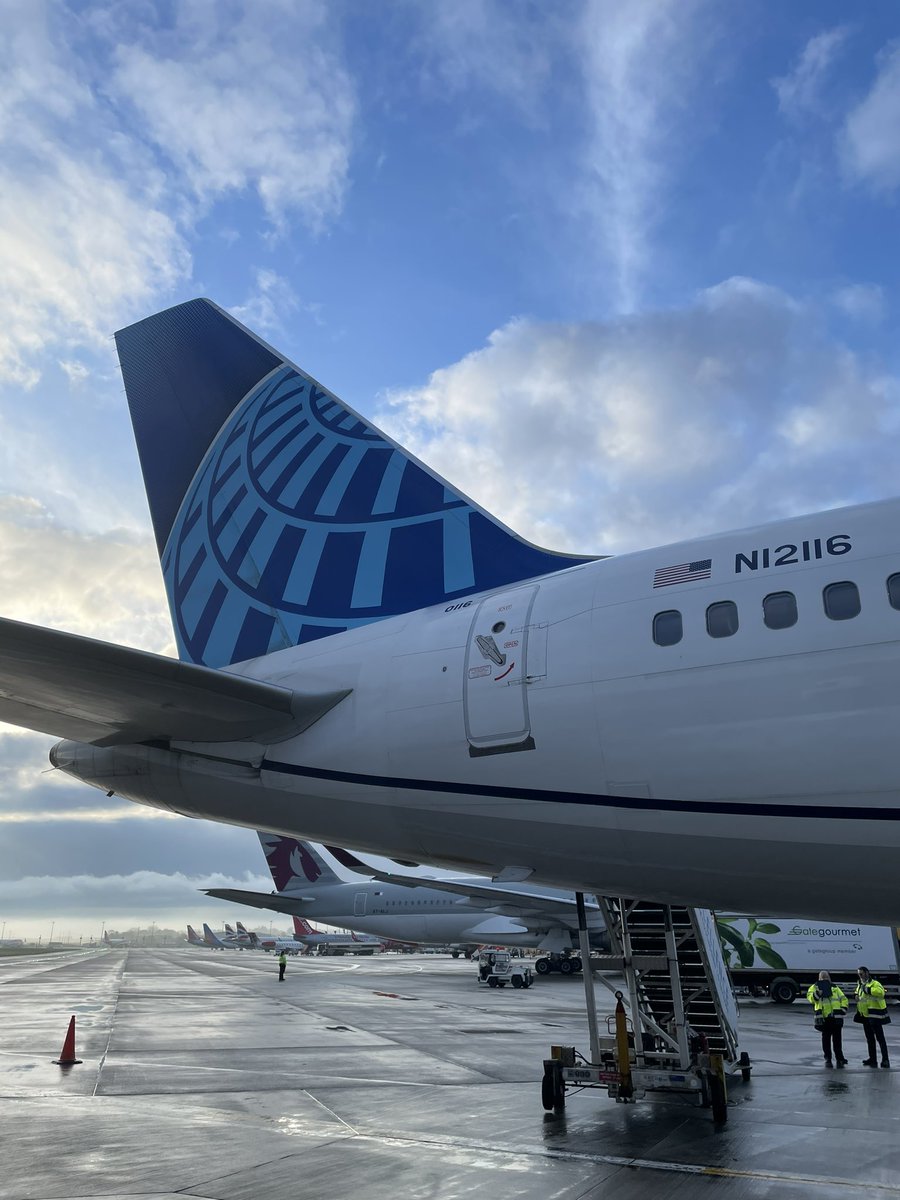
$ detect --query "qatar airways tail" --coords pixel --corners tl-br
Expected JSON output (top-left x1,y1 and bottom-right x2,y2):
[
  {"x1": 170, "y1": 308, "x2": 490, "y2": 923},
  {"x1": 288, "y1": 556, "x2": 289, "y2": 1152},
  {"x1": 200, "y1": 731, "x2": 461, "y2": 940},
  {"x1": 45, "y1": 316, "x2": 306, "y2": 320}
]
[{"x1": 1, "y1": 297, "x2": 898, "y2": 925}]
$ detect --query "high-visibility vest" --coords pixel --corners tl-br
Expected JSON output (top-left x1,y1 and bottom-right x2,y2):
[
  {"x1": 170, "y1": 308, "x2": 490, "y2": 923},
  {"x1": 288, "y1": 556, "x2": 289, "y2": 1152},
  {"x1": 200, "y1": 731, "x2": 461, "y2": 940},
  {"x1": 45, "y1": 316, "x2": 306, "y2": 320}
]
[
  {"x1": 856, "y1": 978, "x2": 888, "y2": 1021},
  {"x1": 807, "y1": 983, "x2": 848, "y2": 1019}
]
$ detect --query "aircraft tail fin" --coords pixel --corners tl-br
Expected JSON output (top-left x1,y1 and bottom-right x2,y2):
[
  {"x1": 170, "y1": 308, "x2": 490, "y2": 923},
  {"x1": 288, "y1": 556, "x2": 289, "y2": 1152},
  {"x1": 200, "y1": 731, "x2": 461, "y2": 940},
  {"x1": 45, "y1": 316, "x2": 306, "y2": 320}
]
[
  {"x1": 186, "y1": 924, "x2": 202, "y2": 944},
  {"x1": 258, "y1": 833, "x2": 342, "y2": 891},
  {"x1": 202, "y1": 922, "x2": 224, "y2": 946},
  {"x1": 292, "y1": 916, "x2": 318, "y2": 938},
  {"x1": 115, "y1": 298, "x2": 592, "y2": 668}
]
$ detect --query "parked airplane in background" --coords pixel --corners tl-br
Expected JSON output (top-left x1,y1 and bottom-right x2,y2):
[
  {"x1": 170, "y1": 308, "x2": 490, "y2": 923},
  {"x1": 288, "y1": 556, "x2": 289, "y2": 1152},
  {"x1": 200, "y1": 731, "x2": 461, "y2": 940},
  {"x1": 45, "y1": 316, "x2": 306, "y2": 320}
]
[
  {"x1": 186, "y1": 925, "x2": 206, "y2": 947},
  {"x1": 202, "y1": 922, "x2": 247, "y2": 950},
  {"x1": 103, "y1": 931, "x2": 127, "y2": 947},
  {"x1": 206, "y1": 835, "x2": 607, "y2": 961},
  {"x1": 290, "y1": 915, "x2": 383, "y2": 955},
  {"x1": 255, "y1": 930, "x2": 304, "y2": 955},
  {"x1": 5, "y1": 298, "x2": 900, "y2": 924}
]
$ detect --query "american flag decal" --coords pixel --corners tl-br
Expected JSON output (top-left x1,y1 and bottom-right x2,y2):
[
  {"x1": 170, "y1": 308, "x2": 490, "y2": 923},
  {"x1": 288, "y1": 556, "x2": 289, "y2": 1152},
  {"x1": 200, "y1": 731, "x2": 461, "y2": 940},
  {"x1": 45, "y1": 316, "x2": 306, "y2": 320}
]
[{"x1": 653, "y1": 558, "x2": 712, "y2": 587}]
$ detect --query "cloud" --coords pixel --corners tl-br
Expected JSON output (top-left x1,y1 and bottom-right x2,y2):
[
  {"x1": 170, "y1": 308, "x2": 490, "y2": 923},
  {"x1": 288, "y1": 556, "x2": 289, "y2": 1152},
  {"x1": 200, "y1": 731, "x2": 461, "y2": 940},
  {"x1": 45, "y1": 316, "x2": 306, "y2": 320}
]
[
  {"x1": 412, "y1": 0, "x2": 559, "y2": 115},
  {"x1": 577, "y1": 0, "x2": 716, "y2": 312},
  {"x1": 832, "y1": 282, "x2": 885, "y2": 322},
  {"x1": 378, "y1": 276, "x2": 899, "y2": 555},
  {"x1": 0, "y1": 494, "x2": 171, "y2": 652},
  {"x1": 110, "y1": 0, "x2": 356, "y2": 232},
  {"x1": 0, "y1": 0, "x2": 356, "y2": 393},
  {"x1": 0, "y1": 868, "x2": 271, "y2": 924},
  {"x1": 231, "y1": 269, "x2": 301, "y2": 337},
  {"x1": 0, "y1": 2, "x2": 189, "y2": 388},
  {"x1": 841, "y1": 41, "x2": 900, "y2": 191},
  {"x1": 773, "y1": 27, "x2": 849, "y2": 121}
]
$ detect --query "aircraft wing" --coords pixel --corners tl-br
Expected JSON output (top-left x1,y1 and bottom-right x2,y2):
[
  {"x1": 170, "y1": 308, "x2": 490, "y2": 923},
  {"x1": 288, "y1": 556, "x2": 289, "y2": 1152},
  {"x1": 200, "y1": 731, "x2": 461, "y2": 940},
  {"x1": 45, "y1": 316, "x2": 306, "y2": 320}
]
[
  {"x1": 204, "y1": 888, "x2": 315, "y2": 913},
  {"x1": 360, "y1": 868, "x2": 591, "y2": 919},
  {"x1": 0, "y1": 617, "x2": 348, "y2": 746}
]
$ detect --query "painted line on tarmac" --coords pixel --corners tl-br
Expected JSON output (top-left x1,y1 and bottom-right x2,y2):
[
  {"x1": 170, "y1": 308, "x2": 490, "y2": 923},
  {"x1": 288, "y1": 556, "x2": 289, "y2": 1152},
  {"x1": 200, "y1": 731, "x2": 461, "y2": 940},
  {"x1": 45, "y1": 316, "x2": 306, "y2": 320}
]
[{"x1": 329, "y1": 1131, "x2": 900, "y2": 1193}]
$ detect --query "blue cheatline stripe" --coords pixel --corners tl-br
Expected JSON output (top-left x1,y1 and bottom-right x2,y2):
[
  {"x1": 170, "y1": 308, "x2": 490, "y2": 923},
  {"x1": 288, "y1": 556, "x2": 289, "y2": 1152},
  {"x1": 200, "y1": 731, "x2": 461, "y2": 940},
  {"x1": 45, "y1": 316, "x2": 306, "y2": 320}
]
[{"x1": 259, "y1": 758, "x2": 900, "y2": 821}]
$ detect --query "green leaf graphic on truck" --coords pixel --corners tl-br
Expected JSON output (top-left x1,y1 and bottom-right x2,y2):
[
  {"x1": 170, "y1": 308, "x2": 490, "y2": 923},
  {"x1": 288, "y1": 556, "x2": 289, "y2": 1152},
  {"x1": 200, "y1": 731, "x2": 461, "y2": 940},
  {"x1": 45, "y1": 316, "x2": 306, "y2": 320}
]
[{"x1": 716, "y1": 917, "x2": 787, "y2": 970}]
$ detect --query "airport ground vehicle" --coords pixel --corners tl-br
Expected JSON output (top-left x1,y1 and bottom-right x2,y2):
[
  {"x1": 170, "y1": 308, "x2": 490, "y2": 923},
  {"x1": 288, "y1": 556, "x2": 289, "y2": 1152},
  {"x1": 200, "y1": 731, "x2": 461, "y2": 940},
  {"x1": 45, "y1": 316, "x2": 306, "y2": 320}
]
[
  {"x1": 718, "y1": 915, "x2": 900, "y2": 1003},
  {"x1": 477, "y1": 951, "x2": 534, "y2": 989}
]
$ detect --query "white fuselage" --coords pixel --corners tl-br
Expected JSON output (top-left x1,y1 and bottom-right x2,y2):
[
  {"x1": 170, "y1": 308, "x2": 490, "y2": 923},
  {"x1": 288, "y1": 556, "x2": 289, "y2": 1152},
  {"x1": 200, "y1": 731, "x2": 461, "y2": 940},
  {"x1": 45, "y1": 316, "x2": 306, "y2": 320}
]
[
  {"x1": 246, "y1": 878, "x2": 606, "y2": 950},
  {"x1": 53, "y1": 498, "x2": 900, "y2": 924}
]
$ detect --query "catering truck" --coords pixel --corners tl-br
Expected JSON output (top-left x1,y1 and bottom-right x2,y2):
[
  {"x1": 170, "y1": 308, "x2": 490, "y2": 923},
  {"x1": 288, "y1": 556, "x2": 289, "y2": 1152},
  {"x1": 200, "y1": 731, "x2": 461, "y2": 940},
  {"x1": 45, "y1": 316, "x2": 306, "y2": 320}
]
[{"x1": 716, "y1": 915, "x2": 900, "y2": 1004}]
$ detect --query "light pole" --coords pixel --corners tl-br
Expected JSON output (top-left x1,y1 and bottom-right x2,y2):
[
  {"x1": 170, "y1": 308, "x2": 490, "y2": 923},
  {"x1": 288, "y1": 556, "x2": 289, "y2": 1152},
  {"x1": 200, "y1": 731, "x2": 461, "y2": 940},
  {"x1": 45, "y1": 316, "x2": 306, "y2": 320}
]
[
  {"x1": 1, "y1": 921, "x2": 6, "y2": 940},
  {"x1": 49, "y1": 921, "x2": 55, "y2": 946}
]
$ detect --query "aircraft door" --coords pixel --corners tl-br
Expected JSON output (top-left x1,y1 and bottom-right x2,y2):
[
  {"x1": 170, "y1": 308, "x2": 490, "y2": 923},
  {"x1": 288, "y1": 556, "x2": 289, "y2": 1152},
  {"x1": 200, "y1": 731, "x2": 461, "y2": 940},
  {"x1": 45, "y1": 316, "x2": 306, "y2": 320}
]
[
  {"x1": 353, "y1": 892, "x2": 367, "y2": 916},
  {"x1": 464, "y1": 585, "x2": 539, "y2": 756}
]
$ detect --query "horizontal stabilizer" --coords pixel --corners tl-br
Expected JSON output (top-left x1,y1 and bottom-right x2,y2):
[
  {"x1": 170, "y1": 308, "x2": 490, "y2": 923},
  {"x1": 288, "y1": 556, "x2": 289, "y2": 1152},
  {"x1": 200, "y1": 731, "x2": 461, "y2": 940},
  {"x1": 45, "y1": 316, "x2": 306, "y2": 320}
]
[
  {"x1": 0, "y1": 617, "x2": 348, "y2": 746},
  {"x1": 204, "y1": 888, "x2": 314, "y2": 913}
]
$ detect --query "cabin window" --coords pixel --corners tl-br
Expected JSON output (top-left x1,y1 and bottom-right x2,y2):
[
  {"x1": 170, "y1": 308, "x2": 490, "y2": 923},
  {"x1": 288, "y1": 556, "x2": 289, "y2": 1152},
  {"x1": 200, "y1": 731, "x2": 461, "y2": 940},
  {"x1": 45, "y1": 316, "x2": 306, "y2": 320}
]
[
  {"x1": 653, "y1": 610, "x2": 682, "y2": 646},
  {"x1": 763, "y1": 591, "x2": 797, "y2": 630},
  {"x1": 888, "y1": 574, "x2": 900, "y2": 610},
  {"x1": 823, "y1": 581, "x2": 860, "y2": 621},
  {"x1": 706, "y1": 600, "x2": 739, "y2": 638}
]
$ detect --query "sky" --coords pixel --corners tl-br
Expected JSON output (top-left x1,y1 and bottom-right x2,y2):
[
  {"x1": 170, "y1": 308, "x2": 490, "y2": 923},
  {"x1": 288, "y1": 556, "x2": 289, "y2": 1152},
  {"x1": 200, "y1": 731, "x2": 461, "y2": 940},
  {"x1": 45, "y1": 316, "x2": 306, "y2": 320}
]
[{"x1": 2, "y1": 0, "x2": 900, "y2": 940}]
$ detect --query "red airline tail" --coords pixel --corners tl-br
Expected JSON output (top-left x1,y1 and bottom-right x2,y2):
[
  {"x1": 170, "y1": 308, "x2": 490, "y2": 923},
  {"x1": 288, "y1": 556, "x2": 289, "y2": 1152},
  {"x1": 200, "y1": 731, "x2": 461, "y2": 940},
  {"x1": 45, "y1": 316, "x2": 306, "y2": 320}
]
[{"x1": 292, "y1": 916, "x2": 318, "y2": 937}]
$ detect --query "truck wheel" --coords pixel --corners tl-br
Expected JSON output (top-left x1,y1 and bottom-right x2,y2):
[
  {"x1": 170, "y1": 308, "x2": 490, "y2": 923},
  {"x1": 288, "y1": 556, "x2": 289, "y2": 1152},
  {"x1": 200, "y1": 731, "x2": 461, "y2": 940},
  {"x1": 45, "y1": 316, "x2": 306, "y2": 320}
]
[
  {"x1": 571, "y1": 957, "x2": 583, "y2": 973},
  {"x1": 769, "y1": 978, "x2": 797, "y2": 1004},
  {"x1": 559, "y1": 959, "x2": 574, "y2": 975},
  {"x1": 739, "y1": 1051, "x2": 752, "y2": 1083},
  {"x1": 488, "y1": 976, "x2": 499, "y2": 988},
  {"x1": 511, "y1": 975, "x2": 523, "y2": 988},
  {"x1": 541, "y1": 1061, "x2": 558, "y2": 1110},
  {"x1": 535, "y1": 958, "x2": 551, "y2": 975}
]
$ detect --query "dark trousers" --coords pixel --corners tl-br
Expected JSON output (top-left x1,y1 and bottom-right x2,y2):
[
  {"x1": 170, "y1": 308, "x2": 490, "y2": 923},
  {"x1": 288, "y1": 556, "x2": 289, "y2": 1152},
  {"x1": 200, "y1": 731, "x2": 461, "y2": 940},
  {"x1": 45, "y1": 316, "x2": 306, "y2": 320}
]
[
  {"x1": 863, "y1": 1017, "x2": 889, "y2": 1061},
  {"x1": 820, "y1": 1017, "x2": 844, "y2": 1061},
  {"x1": 279, "y1": 963, "x2": 286, "y2": 981}
]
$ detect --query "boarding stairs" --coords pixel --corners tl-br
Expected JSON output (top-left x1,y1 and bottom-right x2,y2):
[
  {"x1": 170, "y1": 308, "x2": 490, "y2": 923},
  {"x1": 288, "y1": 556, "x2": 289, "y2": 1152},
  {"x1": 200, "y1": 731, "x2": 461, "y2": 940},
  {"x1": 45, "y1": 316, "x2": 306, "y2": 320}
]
[{"x1": 593, "y1": 898, "x2": 740, "y2": 1067}]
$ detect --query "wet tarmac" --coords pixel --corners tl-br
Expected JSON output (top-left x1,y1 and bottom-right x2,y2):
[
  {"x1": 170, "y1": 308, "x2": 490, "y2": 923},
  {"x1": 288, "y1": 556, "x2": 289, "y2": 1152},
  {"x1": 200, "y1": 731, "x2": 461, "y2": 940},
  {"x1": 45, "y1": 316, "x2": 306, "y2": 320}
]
[{"x1": 2, "y1": 946, "x2": 899, "y2": 1199}]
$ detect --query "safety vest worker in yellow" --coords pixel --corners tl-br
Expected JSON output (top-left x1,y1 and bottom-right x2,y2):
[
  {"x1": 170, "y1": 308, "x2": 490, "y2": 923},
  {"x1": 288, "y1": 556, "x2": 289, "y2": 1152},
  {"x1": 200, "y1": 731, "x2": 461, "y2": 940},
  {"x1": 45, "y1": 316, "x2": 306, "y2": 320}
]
[
  {"x1": 856, "y1": 966, "x2": 891, "y2": 1068},
  {"x1": 807, "y1": 972, "x2": 849, "y2": 1067}
]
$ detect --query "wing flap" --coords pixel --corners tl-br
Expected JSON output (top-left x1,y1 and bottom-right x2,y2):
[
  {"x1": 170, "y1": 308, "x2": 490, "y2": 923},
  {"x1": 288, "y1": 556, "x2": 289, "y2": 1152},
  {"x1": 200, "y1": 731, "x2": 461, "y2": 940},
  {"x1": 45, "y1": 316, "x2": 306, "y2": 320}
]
[{"x1": 0, "y1": 617, "x2": 348, "y2": 745}]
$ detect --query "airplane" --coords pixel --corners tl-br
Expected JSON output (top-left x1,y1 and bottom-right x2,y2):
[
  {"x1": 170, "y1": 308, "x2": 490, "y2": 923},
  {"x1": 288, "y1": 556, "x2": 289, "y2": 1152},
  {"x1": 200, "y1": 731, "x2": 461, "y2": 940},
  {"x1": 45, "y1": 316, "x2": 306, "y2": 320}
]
[
  {"x1": 255, "y1": 931, "x2": 305, "y2": 955},
  {"x1": 3, "y1": 297, "x2": 898, "y2": 925},
  {"x1": 103, "y1": 931, "x2": 127, "y2": 947},
  {"x1": 202, "y1": 922, "x2": 245, "y2": 950},
  {"x1": 289, "y1": 915, "x2": 383, "y2": 955},
  {"x1": 206, "y1": 835, "x2": 608, "y2": 965},
  {"x1": 186, "y1": 924, "x2": 206, "y2": 947}
]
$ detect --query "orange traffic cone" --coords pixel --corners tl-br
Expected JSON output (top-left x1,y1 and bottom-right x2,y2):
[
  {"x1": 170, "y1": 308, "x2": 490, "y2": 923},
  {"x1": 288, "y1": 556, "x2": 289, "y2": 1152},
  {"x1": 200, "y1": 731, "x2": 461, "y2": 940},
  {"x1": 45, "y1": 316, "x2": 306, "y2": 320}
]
[{"x1": 53, "y1": 1016, "x2": 83, "y2": 1066}]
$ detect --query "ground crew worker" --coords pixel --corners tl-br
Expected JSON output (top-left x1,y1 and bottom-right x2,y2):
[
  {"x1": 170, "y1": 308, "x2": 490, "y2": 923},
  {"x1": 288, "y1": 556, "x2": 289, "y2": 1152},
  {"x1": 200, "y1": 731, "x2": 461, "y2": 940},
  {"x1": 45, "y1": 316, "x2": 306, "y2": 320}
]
[
  {"x1": 856, "y1": 966, "x2": 891, "y2": 1068},
  {"x1": 278, "y1": 950, "x2": 287, "y2": 982},
  {"x1": 806, "y1": 971, "x2": 848, "y2": 1067}
]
